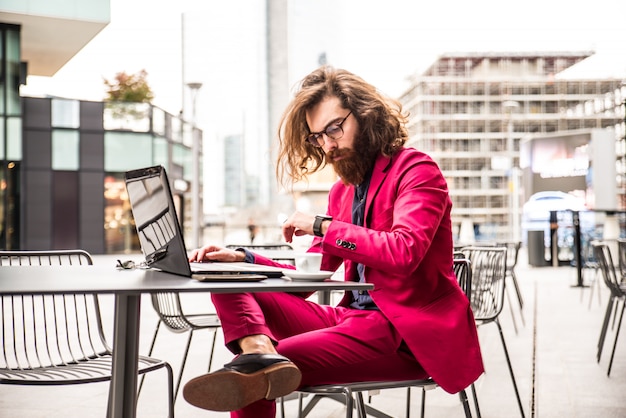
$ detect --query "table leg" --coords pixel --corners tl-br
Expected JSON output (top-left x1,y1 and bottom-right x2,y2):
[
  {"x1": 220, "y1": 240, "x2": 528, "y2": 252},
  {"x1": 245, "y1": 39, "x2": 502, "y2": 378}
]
[
  {"x1": 318, "y1": 291, "x2": 331, "y2": 305},
  {"x1": 108, "y1": 294, "x2": 141, "y2": 418}
]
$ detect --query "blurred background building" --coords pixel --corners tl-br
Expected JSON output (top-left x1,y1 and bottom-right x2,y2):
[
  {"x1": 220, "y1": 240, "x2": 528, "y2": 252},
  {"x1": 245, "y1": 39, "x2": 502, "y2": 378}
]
[
  {"x1": 399, "y1": 51, "x2": 624, "y2": 242},
  {"x1": 1, "y1": 2, "x2": 202, "y2": 254}
]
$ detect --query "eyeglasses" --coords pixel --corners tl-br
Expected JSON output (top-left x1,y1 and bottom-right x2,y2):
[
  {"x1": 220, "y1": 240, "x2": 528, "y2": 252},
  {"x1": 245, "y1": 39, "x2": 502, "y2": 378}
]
[{"x1": 305, "y1": 111, "x2": 352, "y2": 147}]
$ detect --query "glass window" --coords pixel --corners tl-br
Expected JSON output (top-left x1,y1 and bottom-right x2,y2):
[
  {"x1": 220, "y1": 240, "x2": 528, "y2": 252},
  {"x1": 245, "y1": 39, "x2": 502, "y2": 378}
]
[
  {"x1": 52, "y1": 99, "x2": 80, "y2": 128},
  {"x1": 52, "y1": 129, "x2": 79, "y2": 170},
  {"x1": 6, "y1": 117, "x2": 21, "y2": 160},
  {"x1": 104, "y1": 132, "x2": 153, "y2": 171},
  {"x1": 0, "y1": 118, "x2": 4, "y2": 158},
  {"x1": 153, "y1": 107, "x2": 165, "y2": 136},
  {"x1": 153, "y1": 137, "x2": 168, "y2": 167},
  {"x1": 6, "y1": 29, "x2": 20, "y2": 116},
  {"x1": 172, "y1": 143, "x2": 191, "y2": 179}
]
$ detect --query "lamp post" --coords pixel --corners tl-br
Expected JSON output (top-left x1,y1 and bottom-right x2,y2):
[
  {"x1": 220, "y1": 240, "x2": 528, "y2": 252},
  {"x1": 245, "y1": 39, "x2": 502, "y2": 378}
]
[
  {"x1": 504, "y1": 100, "x2": 521, "y2": 242},
  {"x1": 187, "y1": 82, "x2": 202, "y2": 249}
]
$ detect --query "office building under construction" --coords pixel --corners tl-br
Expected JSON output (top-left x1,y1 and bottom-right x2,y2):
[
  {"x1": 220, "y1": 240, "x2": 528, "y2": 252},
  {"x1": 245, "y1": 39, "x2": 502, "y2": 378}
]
[{"x1": 399, "y1": 51, "x2": 624, "y2": 241}]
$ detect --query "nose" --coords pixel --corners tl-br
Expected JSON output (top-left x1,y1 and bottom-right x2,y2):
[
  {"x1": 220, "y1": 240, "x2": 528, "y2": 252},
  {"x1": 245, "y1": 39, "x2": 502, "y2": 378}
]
[{"x1": 321, "y1": 134, "x2": 338, "y2": 152}]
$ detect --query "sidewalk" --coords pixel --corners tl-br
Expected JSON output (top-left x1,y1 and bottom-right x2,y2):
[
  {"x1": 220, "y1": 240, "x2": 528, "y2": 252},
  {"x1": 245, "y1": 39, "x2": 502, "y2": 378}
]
[{"x1": 1, "y1": 249, "x2": 625, "y2": 417}]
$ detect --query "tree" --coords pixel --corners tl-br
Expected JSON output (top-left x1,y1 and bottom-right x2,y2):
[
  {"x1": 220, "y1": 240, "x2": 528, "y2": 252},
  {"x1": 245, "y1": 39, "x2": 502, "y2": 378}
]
[{"x1": 103, "y1": 69, "x2": 154, "y2": 103}]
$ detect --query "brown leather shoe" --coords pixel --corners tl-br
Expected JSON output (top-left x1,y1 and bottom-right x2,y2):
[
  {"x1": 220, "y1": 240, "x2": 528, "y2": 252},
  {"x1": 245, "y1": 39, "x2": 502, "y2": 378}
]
[{"x1": 182, "y1": 353, "x2": 302, "y2": 411}]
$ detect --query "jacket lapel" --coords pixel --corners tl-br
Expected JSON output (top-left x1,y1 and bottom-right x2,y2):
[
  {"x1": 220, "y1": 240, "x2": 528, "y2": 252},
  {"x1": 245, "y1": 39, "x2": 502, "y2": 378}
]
[{"x1": 364, "y1": 153, "x2": 392, "y2": 226}]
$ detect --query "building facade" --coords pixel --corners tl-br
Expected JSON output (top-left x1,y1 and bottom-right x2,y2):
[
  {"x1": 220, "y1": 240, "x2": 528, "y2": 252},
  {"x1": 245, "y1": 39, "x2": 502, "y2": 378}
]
[
  {"x1": 20, "y1": 97, "x2": 201, "y2": 254},
  {"x1": 1, "y1": 3, "x2": 203, "y2": 254},
  {"x1": 399, "y1": 51, "x2": 624, "y2": 241}
]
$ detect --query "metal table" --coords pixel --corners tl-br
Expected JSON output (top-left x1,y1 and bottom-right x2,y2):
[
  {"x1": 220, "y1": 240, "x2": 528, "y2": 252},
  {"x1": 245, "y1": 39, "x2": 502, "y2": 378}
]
[{"x1": 0, "y1": 265, "x2": 372, "y2": 418}]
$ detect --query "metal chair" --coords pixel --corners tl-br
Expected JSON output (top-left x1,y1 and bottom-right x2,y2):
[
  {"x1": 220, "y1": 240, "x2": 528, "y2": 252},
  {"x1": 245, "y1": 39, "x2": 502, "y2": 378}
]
[
  {"x1": 459, "y1": 246, "x2": 525, "y2": 418},
  {"x1": 497, "y1": 241, "x2": 525, "y2": 332},
  {"x1": 592, "y1": 241, "x2": 626, "y2": 376},
  {"x1": 296, "y1": 258, "x2": 479, "y2": 418},
  {"x1": 580, "y1": 235, "x2": 602, "y2": 308},
  {"x1": 138, "y1": 292, "x2": 221, "y2": 402},
  {"x1": 0, "y1": 250, "x2": 174, "y2": 417}
]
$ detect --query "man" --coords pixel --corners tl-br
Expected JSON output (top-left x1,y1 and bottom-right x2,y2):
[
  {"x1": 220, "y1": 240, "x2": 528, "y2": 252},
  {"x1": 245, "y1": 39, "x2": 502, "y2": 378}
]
[{"x1": 183, "y1": 66, "x2": 484, "y2": 417}]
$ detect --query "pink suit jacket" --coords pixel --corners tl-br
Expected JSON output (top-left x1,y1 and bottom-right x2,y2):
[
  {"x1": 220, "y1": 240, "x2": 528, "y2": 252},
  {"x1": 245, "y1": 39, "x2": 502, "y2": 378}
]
[{"x1": 256, "y1": 147, "x2": 484, "y2": 394}]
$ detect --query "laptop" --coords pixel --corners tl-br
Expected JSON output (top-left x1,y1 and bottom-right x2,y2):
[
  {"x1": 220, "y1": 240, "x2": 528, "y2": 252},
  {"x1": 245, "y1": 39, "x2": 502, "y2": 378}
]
[{"x1": 124, "y1": 165, "x2": 285, "y2": 280}]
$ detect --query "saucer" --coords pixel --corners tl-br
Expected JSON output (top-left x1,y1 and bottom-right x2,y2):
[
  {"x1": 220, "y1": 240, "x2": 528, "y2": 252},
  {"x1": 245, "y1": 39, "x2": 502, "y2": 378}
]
[{"x1": 282, "y1": 270, "x2": 334, "y2": 281}]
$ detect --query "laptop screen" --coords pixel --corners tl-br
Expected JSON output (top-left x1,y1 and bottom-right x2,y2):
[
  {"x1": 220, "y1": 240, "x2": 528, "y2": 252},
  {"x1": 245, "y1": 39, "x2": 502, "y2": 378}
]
[{"x1": 124, "y1": 165, "x2": 193, "y2": 277}]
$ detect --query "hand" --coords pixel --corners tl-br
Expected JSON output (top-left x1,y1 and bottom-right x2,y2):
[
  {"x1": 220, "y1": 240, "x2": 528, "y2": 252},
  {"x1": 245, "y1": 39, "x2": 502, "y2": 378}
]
[
  {"x1": 282, "y1": 211, "x2": 316, "y2": 243},
  {"x1": 188, "y1": 245, "x2": 245, "y2": 263}
]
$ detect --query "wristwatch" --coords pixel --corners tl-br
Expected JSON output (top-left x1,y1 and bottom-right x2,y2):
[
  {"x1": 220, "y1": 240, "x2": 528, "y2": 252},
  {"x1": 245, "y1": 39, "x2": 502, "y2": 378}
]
[{"x1": 313, "y1": 215, "x2": 333, "y2": 237}]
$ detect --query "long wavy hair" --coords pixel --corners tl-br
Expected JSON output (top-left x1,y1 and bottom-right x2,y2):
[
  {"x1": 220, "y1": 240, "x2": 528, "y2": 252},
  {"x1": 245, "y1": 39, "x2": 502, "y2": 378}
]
[{"x1": 276, "y1": 66, "x2": 408, "y2": 189}]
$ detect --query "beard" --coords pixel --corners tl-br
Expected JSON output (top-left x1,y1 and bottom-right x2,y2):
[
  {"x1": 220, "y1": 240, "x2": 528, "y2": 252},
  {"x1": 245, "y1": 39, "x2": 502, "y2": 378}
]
[{"x1": 328, "y1": 144, "x2": 377, "y2": 186}]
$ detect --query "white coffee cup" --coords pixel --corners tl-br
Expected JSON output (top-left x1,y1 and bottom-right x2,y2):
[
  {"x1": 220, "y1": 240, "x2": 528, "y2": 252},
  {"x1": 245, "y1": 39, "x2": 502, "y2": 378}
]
[{"x1": 295, "y1": 253, "x2": 323, "y2": 273}]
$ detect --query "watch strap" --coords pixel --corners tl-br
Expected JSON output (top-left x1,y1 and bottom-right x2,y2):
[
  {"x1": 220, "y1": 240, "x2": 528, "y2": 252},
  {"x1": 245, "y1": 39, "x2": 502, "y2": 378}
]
[{"x1": 313, "y1": 215, "x2": 331, "y2": 237}]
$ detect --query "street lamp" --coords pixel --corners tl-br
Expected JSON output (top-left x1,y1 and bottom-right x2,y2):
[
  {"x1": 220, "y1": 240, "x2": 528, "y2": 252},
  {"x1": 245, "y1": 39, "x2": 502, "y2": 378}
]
[
  {"x1": 187, "y1": 82, "x2": 202, "y2": 249},
  {"x1": 504, "y1": 100, "x2": 521, "y2": 242}
]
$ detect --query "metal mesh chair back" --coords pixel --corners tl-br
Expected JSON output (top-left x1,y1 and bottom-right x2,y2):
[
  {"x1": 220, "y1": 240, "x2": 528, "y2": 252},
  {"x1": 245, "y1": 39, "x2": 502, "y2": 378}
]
[
  {"x1": 0, "y1": 250, "x2": 113, "y2": 383},
  {"x1": 498, "y1": 241, "x2": 520, "y2": 272},
  {"x1": 616, "y1": 239, "x2": 626, "y2": 283},
  {"x1": 593, "y1": 241, "x2": 623, "y2": 297},
  {"x1": 0, "y1": 250, "x2": 174, "y2": 416},
  {"x1": 151, "y1": 292, "x2": 196, "y2": 332},
  {"x1": 459, "y1": 246, "x2": 507, "y2": 324}
]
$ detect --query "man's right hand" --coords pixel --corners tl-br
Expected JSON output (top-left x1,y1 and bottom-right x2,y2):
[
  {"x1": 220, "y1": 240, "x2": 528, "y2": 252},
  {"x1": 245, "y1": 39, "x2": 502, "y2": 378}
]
[{"x1": 188, "y1": 245, "x2": 246, "y2": 263}]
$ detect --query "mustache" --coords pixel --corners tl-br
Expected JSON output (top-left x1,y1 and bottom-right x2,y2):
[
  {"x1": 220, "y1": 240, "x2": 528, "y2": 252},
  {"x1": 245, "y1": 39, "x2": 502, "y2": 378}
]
[{"x1": 327, "y1": 148, "x2": 356, "y2": 160}]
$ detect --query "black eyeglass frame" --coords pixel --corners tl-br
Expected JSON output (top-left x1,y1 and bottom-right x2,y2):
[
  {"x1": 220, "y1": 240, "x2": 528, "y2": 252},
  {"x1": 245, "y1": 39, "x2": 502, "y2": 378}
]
[{"x1": 305, "y1": 111, "x2": 352, "y2": 147}]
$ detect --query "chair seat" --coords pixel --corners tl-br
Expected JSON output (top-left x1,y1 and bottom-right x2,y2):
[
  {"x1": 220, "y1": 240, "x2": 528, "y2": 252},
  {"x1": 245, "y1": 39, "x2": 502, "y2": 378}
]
[
  {"x1": 299, "y1": 378, "x2": 437, "y2": 394},
  {"x1": 1, "y1": 353, "x2": 169, "y2": 385},
  {"x1": 184, "y1": 313, "x2": 222, "y2": 329}
]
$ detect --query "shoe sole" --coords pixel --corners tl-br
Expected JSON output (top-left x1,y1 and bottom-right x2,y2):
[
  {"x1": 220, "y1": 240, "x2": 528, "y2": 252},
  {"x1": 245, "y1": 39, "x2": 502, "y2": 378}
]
[{"x1": 182, "y1": 362, "x2": 302, "y2": 411}]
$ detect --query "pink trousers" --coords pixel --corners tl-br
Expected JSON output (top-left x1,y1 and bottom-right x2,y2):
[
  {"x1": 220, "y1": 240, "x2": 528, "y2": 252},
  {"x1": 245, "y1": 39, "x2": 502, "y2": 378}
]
[{"x1": 210, "y1": 292, "x2": 427, "y2": 418}]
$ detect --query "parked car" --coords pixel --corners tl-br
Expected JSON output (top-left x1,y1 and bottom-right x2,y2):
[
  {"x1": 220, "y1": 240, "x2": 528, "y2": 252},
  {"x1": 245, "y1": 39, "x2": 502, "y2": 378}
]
[{"x1": 521, "y1": 191, "x2": 590, "y2": 249}]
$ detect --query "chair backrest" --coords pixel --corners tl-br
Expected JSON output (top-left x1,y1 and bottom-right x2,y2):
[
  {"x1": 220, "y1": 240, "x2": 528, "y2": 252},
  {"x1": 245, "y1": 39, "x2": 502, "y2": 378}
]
[
  {"x1": 150, "y1": 292, "x2": 194, "y2": 331},
  {"x1": 453, "y1": 257, "x2": 472, "y2": 301},
  {"x1": 458, "y1": 246, "x2": 507, "y2": 323},
  {"x1": 616, "y1": 239, "x2": 626, "y2": 282},
  {"x1": 496, "y1": 241, "x2": 521, "y2": 272},
  {"x1": 592, "y1": 241, "x2": 624, "y2": 297},
  {"x1": 0, "y1": 250, "x2": 111, "y2": 374}
]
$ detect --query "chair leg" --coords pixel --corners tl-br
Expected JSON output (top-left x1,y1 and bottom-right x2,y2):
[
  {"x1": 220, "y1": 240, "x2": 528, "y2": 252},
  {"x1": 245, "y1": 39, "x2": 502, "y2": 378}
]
[
  {"x1": 495, "y1": 320, "x2": 525, "y2": 418},
  {"x1": 598, "y1": 296, "x2": 615, "y2": 362},
  {"x1": 405, "y1": 387, "x2": 411, "y2": 418},
  {"x1": 173, "y1": 330, "x2": 196, "y2": 401},
  {"x1": 355, "y1": 392, "x2": 366, "y2": 418},
  {"x1": 611, "y1": 299, "x2": 620, "y2": 330},
  {"x1": 607, "y1": 299, "x2": 625, "y2": 376},
  {"x1": 163, "y1": 362, "x2": 175, "y2": 418},
  {"x1": 343, "y1": 387, "x2": 354, "y2": 418},
  {"x1": 471, "y1": 383, "x2": 481, "y2": 418},
  {"x1": 510, "y1": 270, "x2": 524, "y2": 309},
  {"x1": 420, "y1": 387, "x2": 426, "y2": 418},
  {"x1": 279, "y1": 396, "x2": 286, "y2": 418},
  {"x1": 505, "y1": 287, "x2": 520, "y2": 335},
  {"x1": 138, "y1": 320, "x2": 163, "y2": 396},
  {"x1": 458, "y1": 389, "x2": 472, "y2": 418},
  {"x1": 586, "y1": 269, "x2": 595, "y2": 307},
  {"x1": 207, "y1": 329, "x2": 218, "y2": 372}
]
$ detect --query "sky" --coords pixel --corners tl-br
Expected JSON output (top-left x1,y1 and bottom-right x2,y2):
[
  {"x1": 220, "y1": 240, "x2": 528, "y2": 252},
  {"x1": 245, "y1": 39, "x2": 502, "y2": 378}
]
[
  {"x1": 23, "y1": 0, "x2": 626, "y2": 112},
  {"x1": 19, "y1": 0, "x2": 626, "y2": 212}
]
